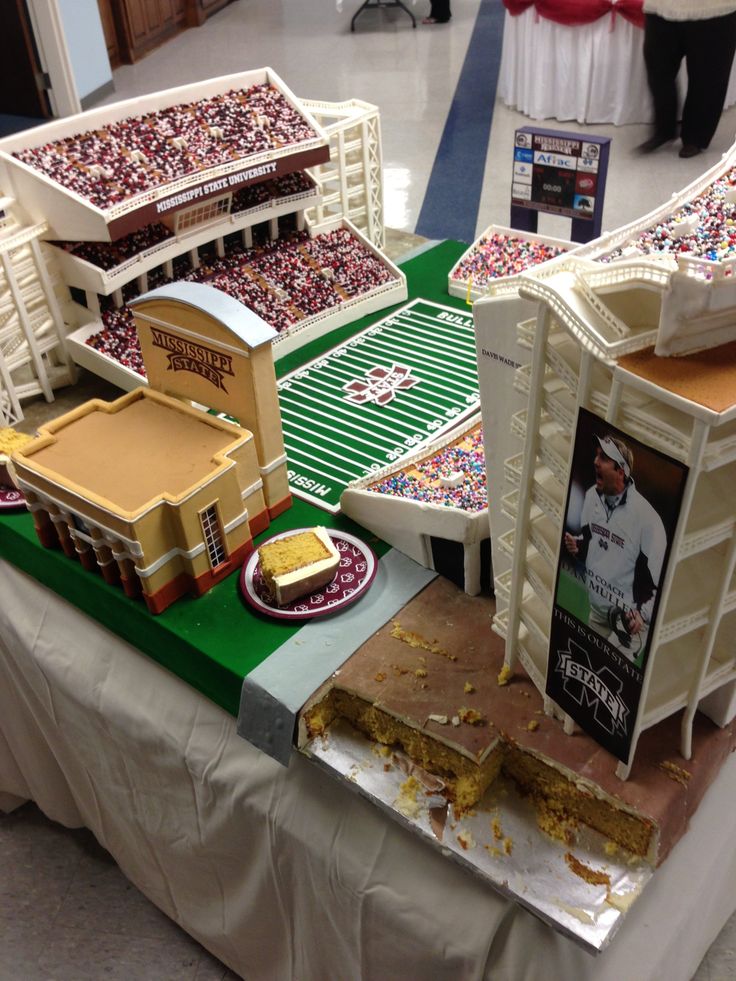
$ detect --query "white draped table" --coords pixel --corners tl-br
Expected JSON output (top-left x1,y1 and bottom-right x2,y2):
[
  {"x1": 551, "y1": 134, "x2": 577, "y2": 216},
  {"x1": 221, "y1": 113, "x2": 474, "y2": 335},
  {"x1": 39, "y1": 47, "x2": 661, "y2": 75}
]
[
  {"x1": 2, "y1": 558, "x2": 736, "y2": 980},
  {"x1": 498, "y1": 7, "x2": 736, "y2": 125}
]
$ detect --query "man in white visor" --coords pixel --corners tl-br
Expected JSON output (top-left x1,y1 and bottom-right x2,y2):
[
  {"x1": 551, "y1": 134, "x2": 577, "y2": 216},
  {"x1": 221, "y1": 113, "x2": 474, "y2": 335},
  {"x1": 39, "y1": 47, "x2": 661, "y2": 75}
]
[{"x1": 564, "y1": 434, "x2": 667, "y2": 660}]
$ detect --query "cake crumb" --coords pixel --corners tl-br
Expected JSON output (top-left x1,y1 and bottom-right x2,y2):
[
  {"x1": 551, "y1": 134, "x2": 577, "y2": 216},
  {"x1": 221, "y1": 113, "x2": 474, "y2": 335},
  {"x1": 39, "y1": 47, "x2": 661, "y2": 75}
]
[
  {"x1": 497, "y1": 663, "x2": 512, "y2": 686},
  {"x1": 526, "y1": 720, "x2": 539, "y2": 732},
  {"x1": 390, "y1": 621, "x2": 457, "y2": 660},
  {"x1": 492, "y1": 817, "x2": 503, "y2": 841},
  {"x1": 503, "y1": 837, "x2": 513, "y2": 855},
  {"x1": 415, "y1": 668, "x2": 428, "y2": 679},
  {"x1": 659, "y1": 760, "x2": 692, "y2": 786},
  {"x1": 0, "y1": 428, "x2": 33, "y2": 455},
  {"x1": 464, "y1": 681, "x2": 475, "y2": 694},
  {"x1": 395, "y1": 775, "x2": 423, "y2": 819},
  {"x1": 458, "y1": 707, "x2": 484, "y2": 726},
  {"x1": 374, "y1": 672, "x2": 386, "y2": 682},
  {"x1": 372, "y1": 743, "x2": 391, "y2": 759},
  {"x1": 604, "y1": 840, "x2": 619, "y2": 857},
  {"x1": 484, "y1": 844, "x2": 502, "y2": 858},
  {"x1": 605, "y1": 887, "x2": 640, "y2": 913},
  {"x1": 564, "y1": 852, "x2": 611, "y2": 888},
  {"x1": 555, "y1": 901, "x2": 594, "y2": 925},
  {"x1": 456, "y1": 829, "x2": 475, "y2": 850}
]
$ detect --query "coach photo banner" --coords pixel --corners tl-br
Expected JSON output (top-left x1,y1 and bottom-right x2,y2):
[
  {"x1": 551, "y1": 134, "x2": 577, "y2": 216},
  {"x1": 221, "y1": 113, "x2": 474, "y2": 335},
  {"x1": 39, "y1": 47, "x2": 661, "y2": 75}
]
[{"x1": 546, "y1": 408, "x2": 688, "y2": 762}]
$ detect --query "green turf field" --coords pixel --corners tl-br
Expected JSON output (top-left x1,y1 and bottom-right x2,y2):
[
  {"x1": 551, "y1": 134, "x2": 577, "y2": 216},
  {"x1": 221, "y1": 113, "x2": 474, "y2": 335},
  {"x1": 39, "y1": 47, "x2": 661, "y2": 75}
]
[{"x1": 278, "y1": 298, "x2": 480, "y2": 510}]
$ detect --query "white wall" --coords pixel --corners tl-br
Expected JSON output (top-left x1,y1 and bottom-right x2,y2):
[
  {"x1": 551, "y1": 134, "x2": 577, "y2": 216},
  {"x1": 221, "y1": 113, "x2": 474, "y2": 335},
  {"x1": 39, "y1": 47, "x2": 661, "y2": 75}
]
[
  {"x1": 57, "y1": 0, "x2": 112, "y2": 103},
  {"x1": 27, "y1": 0, "x2": 112, "y2": 116}
]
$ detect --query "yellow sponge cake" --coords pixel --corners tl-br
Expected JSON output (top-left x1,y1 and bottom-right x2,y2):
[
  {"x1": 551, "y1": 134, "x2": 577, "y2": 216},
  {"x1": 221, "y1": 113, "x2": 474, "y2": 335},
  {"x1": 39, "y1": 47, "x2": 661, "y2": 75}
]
[{"x1": 258, "y1": 527, "x2": 340, "y2": 605}]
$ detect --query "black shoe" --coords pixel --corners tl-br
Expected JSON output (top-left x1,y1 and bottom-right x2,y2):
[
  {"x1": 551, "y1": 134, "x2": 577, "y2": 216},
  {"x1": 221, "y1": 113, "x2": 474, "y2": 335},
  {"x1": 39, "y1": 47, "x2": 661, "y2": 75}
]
[
  {"x1": 679, "y1": 143, "x2": 702, "y2": 158},
  {"x1": 637, "y1": 134, "x2": 674, "y2": 154}
]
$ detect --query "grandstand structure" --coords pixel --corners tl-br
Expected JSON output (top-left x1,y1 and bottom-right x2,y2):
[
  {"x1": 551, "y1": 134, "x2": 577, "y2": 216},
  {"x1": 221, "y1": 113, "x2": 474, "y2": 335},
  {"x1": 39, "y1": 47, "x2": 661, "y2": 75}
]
[
  {"x1": 477, "y1": 252, "x2": 736, "y2": 780},
  {"x1": 302, "y1": 98, "x2": 385, "y2": 251},
  {"x1": 0, "y1": 198, "x2": 76, "y2": 424},
  {"x1": 0, "y1": 69, "x2": 401, "y2": 418}
]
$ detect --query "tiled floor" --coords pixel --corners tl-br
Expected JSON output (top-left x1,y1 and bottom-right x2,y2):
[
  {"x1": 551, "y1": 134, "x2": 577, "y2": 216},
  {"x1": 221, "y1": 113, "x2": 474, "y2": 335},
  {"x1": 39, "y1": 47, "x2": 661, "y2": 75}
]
[
  {"x1": 0, "y1": 802, "x2": 240, "y2": 981},
  {"x1": 4, "y1": 1, "x2": 736, "y2": 977}
]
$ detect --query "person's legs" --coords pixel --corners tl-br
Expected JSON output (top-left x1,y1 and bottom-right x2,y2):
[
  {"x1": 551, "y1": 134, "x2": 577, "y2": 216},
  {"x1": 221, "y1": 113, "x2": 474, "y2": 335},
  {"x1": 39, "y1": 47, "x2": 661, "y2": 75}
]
[
  {"x1": 681, "y1": 12, "x2": 736, "y2": 151},
  {"x1": 424, "y1": 0, "x2": 450, "y2": 23},
  {"x1": 641, "y1": 14, "x2": 684, "y2": 148}
]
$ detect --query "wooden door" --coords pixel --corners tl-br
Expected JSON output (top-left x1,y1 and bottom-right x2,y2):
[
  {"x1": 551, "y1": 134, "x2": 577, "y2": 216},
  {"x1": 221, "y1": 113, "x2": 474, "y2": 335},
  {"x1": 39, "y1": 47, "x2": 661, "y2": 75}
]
[
  {"x1": 97, "y1": 0, "x2": 121, "y2": 67},
  {"x1": 0, "y1": 0, "x2": 50, "y2": 118}
]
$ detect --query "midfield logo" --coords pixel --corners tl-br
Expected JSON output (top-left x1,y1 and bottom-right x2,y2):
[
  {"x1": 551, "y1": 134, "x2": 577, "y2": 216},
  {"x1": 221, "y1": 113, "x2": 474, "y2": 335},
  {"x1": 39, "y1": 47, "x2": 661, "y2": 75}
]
[{"x1": 342, "y1": 363, "x2": 419, "y2": 406}]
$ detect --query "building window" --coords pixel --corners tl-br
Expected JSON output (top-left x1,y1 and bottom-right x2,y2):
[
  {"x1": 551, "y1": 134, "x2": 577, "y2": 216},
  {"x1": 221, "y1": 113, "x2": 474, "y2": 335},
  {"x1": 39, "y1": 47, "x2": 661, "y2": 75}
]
[
  {"x1": 200, "y1": 504, "x2": 227, "y2": 570},
  {"x1": 175, "y1": 194, "x2": 231, "y2": 233}
]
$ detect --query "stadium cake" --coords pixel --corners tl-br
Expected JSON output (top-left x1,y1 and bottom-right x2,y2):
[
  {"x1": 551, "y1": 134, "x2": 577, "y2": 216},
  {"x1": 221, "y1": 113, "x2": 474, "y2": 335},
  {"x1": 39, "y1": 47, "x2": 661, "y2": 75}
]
[{"x1": 3, "y1": 60, "x2": 736, "y2": 918}]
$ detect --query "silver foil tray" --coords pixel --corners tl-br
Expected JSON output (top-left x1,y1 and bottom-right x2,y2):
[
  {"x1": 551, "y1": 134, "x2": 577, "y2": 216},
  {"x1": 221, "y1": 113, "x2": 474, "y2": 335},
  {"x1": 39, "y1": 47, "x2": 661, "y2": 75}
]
[{"x1": 301, "y1": 719, "x2": 653, "y2": 953}]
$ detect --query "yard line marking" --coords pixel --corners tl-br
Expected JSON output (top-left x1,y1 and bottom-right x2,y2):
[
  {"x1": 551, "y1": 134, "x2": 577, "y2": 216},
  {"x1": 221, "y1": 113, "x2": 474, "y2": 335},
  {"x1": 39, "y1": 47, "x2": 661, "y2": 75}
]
[
  {"x1": 279, "y1": 388, "x2": 419, "y2": 439},
  {"x1": 355, "y1": 336, "x2": 478, "y2": 378},
  {"x1": 378, "y1": 323, "x2": 479, "y2": 364},
  {"x1": 279, "y1": 404, "x2": 393, "y2": 454},
  {"x1": 292, "y1": 371, "x2": 442, "y2": 423},
  {"x1": 283, "y1": 428, "x2": 383, "y2": 468},
  {"x1": 337, "y1": 348, "x2": 476, "y2": 394},
  {"x1": 283, "y1": 435, "x2": 368, "y2": 479},
  {"x1": 321, "y1": 362, "x2": 463, "y2": 411}
]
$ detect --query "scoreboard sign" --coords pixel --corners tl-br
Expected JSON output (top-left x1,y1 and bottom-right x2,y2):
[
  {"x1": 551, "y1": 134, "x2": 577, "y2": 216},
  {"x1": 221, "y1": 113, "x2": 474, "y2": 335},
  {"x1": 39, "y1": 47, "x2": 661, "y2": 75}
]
[{"x1": 510, "y1": 127, "x2": 610, "y2": 244}]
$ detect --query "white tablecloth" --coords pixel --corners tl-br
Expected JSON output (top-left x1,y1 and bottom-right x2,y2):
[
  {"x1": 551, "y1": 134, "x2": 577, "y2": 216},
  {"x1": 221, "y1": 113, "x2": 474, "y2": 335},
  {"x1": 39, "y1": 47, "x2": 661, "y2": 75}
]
[
  {"x1": 498, "y1": 9, "x2": 736, "y2": 125},
  {"x1": 2, "y1": 558, "x2": 736, "y2": 980}
]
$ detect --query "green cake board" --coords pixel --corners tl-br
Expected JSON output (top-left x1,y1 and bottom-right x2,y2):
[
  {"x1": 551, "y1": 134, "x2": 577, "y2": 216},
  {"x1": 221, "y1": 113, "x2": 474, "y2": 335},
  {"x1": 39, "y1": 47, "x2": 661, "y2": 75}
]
[{"x1": 0, "y1": 240, "x2": 470, "y2": 718}]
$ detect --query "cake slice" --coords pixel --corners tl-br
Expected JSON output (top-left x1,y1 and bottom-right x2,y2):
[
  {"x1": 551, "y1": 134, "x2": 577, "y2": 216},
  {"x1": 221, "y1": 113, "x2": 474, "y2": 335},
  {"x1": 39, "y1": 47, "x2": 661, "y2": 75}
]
[{"x1": 258, "y1": 527, "x2": 340, "y2": 605}]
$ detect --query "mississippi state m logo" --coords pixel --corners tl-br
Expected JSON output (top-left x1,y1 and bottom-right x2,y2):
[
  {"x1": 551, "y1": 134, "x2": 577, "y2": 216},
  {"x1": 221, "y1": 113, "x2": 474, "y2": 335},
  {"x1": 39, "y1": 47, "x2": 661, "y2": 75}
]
[{"x1": 555, "y1": 640, "x2": 629, "y2": 737}]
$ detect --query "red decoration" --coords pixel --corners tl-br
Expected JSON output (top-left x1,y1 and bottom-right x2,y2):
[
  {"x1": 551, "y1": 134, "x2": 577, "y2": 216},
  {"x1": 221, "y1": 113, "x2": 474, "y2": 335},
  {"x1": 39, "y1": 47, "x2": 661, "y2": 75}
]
[{"x1": 502, "y1": 0, "x2": 644, "y2": 30}]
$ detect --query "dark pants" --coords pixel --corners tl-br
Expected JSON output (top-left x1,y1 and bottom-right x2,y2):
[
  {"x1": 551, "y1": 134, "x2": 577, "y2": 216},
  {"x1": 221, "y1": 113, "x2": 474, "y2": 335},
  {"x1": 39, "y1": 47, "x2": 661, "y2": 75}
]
[
  {"x1": 429, "y1": 0, "x2": 451, "y2": 21},
  {"x1": 643, "y1": 11, "x2": 736, "y2": 148}
]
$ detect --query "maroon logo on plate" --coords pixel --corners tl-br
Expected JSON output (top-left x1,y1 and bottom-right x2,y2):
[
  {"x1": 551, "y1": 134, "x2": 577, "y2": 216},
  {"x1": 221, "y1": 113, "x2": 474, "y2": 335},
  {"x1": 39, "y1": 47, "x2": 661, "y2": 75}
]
[
  {"x1": 0, "y1": 486, "x2": 25, "y2": 509},
  {"x1": 243, "y1": 531, "x2": 377, "y2": 620}
]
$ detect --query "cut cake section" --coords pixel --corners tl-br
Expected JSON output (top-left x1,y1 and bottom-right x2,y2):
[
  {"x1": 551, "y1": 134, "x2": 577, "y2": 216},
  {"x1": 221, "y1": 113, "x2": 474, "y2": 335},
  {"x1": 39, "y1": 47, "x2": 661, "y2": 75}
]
[
  {"x1": 258, "y1": 527, "x2": 340, "y2": 605},
  {"x1": 300, "y1": 577, "x2": 736, "y2": 865}
]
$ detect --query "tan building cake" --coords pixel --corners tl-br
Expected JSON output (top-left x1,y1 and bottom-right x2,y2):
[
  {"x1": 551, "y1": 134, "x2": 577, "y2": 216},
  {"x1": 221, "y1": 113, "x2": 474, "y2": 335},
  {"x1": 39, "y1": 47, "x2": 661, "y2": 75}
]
[{"x1": 12, "y1": 282, "x2": 291, "y2": 613}]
